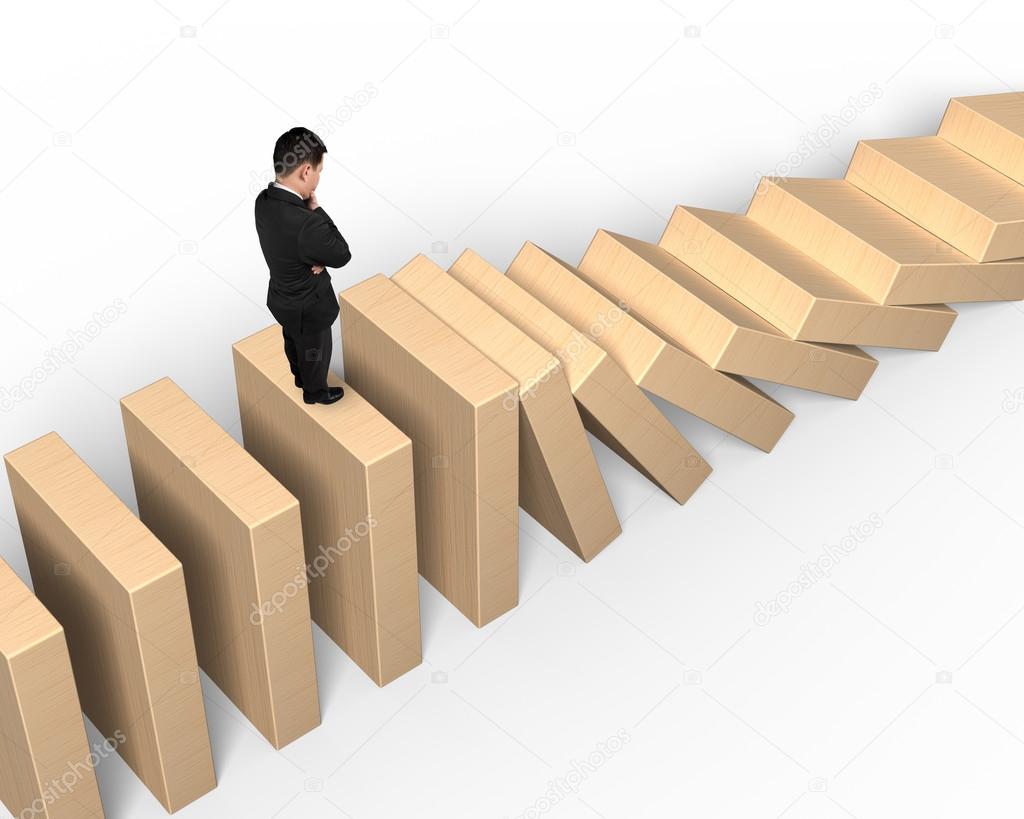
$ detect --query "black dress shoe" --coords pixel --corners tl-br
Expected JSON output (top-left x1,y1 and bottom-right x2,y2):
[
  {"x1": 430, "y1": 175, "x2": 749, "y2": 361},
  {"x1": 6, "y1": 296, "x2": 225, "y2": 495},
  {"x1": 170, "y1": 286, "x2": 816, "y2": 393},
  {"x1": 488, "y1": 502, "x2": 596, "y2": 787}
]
[
  {"x1": 303, "y1": 386, "x2": 344, "y2": 405},
  {"x1": 294, "y1": 375, "x2": 303, "y2": 389}
]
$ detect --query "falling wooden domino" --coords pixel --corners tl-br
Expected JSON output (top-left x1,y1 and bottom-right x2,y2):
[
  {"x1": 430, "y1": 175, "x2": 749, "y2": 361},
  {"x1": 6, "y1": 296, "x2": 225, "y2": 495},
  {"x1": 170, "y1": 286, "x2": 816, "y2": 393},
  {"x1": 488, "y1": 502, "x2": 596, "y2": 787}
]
[
  {"x1": 0, "y1": 557, "x2": 105, "y2": 819},
  {"x1": 575, "y1": 230, "x2": 878, "y2": 399},
  {"x1": 4, "y1": 433, "x2": 216, "y2": 814},
  {"x1": 503, "y1": 241, "x2": 794, "y2": 453},
  {"x1": 746, "y1": 177, "x2": 1024, "y2": 305},
  {"x1": 392, "y1": 254, "x2": 621, "y2": 561},
  {"x1": 120, "y1": 377, "x2": 320, "y2": 747},
  {"x1": 339, "y1": 276, "x2": 519, "y2": 628},
  {"x1": 939, "y1": 93, "x2": 1024, "y2": 185},
  {"x1": 658, "y1": 206, "x2": 957, "y2": 349},
  {"x1": 450, "y1": 248, "x2": 710, "y2": 504},
  {"x1": 232, "y1": 326, "x2": 422, "y2": 684},
  {"x1": 846, "y1": 136, "x2": 1024, "y2": 262}
]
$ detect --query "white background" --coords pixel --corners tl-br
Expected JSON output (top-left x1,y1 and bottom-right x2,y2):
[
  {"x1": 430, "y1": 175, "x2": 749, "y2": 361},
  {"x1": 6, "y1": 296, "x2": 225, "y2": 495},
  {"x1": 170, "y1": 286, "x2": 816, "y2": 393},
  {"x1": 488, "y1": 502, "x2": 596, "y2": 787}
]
[{"x1": 2, "y1": 1, "x2": 1023, "y2": 817}]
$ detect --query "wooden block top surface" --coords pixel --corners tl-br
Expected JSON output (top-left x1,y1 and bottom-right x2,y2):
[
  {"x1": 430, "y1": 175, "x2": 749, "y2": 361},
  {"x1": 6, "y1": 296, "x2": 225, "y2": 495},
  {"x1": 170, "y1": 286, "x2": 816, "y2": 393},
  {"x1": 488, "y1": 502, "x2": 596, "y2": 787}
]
[
  {"x1": 340, "y1": 273, "x2": 518, "y2": 408},
  {"x1": 448, "y1": 248, "x2": 606, "y2": 388},
  {"x1": 585, "y1": 230, "x2": 787, "y2": 335},
  {"x1": 665, "y1": 206, "x2": 882, "y2": 303},
  {"x1": 121, "y1": 376, "x2": 298, "y2": 527},
  {"x1": 505, "y1": 241, "x2": 668, "y2": 373},
  {"x1": 753, "y1": 177, "x2": 979, "y2": 266},
  {"x1": 391, "y1": 254, "x2": 560, "y2": 391},
  {"x1": 233, "y1": 324, "x2": 410, "y2": 467},
  {"x1": 947, "y1": 93, "x2": 1024, "y2": 137},
  {"x1": 854, "y1": 136, "x2": 1024, "y2": 223},
  {"x1": 0, "y1": 558, "x2": 62, "y2": 659},
  {"x1": 4, "y1": 433, "x2": 180, "y2": 592}
]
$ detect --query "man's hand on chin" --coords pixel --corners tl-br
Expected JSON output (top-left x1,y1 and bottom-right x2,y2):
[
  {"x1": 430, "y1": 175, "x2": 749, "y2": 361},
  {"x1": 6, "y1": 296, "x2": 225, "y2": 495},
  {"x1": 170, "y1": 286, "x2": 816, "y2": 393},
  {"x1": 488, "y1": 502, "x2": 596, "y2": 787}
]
[
  {"x1": 307, "y1": 190, "x2": 319, "y2": 211},
  {"x1": 311, "y1": 264, "x2": 325, "y2": 275}
]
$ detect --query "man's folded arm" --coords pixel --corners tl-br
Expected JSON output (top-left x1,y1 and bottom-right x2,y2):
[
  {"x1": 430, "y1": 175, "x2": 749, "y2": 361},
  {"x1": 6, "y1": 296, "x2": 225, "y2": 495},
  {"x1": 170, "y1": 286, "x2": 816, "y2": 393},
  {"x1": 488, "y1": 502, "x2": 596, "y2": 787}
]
[{"x1": 298, "y1": 207, "x2": 352, "y2": 268}]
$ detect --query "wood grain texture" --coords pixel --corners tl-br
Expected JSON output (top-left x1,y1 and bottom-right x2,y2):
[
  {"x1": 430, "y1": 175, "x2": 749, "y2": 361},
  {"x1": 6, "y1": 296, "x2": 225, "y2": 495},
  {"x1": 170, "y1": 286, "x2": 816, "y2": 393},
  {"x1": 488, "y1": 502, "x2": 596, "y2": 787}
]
[
  {"x1": 658, "y1": 206, "x2": 956, "y2": 349},
  {"x1": 4, "y1": 433, "x2": 215, "y2": 814},
  {"x1": 746, "y1": 177, "x2": 1024, "y2": 305},
  {"x1": 846, "y1": 136, "x2": 1024, "y2": 262},
  {"x1": 576, "y1": 230, "x2": 878, "y2": 400},
  {"x1": 392, "y1": 254, "x2": 620, "y2": 561},
  {"x1": 450, "y1": 248, "x2": 710, "y2": 505},
  {"x1": 120, "y1": 377, "x2": 320, "y2": 747},
  {"x1": 338, "y1": 276, "x2": 519, "y2": 627},
  {"x1": 0, "y1": 558, "x2": 104, "y2": 819},
  {"x1": 232, "y1": 325, "x2": 421, "y2": 684},
  {"x1": 939, "y1": 93, "x2": 1024, "y2": 185},
  {"x1": 503, "y1": 242, "x2": 794, "y2": 453}
]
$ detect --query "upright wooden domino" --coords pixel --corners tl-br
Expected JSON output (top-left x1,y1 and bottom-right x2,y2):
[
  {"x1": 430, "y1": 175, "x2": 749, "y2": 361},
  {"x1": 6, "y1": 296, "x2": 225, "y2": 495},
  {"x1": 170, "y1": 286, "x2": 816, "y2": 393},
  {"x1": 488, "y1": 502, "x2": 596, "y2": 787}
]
[
  {"x1": 120, "y1": 377, "x2": 320, "y2": 747},
  {"x1": 233, "y1": 326, "x2": 422, "y2": 684},
  {"x1": 4, "y1": 433, "x2": 216, "y2": 813},
  {"x1": 0, "y1": 557, "x2": 105, "y2": 819},
  {"x1": 339, "y1": 274, "x2": 520, "y2": 627}
]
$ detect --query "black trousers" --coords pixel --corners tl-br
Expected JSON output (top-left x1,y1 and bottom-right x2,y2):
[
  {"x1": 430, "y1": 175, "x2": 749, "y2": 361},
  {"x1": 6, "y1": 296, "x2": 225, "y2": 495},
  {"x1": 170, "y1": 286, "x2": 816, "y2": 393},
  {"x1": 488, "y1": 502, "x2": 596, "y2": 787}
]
[{"x1": 282, "y1": 325, "x2": 332, "y2": 395}]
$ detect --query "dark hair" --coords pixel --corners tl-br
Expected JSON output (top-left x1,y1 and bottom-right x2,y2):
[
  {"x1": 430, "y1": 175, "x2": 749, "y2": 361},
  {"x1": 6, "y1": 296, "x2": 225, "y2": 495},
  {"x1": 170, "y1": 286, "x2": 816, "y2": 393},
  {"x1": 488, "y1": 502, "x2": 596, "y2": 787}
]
[{"x1": 273, "y1": 127, "x2": 327, "y2": 177}]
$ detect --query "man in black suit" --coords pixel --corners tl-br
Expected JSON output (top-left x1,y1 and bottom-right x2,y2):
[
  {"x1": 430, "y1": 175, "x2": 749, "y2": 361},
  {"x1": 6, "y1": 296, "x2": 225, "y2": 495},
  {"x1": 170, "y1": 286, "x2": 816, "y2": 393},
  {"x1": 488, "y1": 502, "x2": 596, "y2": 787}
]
[{"x1": 255, "y1": 127, "x2": 350, "y2": 405}]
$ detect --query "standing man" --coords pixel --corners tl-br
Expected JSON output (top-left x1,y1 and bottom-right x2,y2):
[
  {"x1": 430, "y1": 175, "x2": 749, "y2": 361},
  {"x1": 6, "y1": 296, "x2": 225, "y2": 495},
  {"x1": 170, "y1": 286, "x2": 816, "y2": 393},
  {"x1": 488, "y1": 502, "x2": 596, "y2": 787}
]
[{"x1": 255, "y1": 127, "x2": 350, "y2": 405}]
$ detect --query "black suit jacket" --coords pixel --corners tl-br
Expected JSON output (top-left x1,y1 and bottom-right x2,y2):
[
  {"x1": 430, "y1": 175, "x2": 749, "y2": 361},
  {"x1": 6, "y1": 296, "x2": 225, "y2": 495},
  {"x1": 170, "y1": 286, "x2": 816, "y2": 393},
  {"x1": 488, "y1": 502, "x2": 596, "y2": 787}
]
[{"x1": 254, "y1": 183, "x2": 351, "y2": 335}]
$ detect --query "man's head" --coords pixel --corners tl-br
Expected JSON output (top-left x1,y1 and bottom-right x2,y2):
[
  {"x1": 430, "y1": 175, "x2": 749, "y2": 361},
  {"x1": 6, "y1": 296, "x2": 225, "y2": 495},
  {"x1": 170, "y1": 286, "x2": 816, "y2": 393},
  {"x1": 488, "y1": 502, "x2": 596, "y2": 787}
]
[{"x1": 273, "y1": 127, "x2": 326, "y2": 197}]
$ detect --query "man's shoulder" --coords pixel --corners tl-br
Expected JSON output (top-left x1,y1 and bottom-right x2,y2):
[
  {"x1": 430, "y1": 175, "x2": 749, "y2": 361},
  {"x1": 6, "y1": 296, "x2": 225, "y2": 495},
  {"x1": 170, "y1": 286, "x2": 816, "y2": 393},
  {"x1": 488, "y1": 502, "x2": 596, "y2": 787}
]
[
  {"x1": 254, "y1": 186, "x2": 273, "y2": 212},
  {"x1": 255, "y1": 189, "x2": 312, "y2": 224}
]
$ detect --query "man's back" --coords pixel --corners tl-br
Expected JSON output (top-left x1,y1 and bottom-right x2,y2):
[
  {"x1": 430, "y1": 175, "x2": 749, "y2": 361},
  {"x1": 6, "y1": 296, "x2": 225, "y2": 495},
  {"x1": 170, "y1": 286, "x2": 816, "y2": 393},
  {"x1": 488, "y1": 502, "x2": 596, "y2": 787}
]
[
  {"x1": 255, "y1": 126, "x2": 348, "y2": 406},
  {"x1": 254, "y1": 183, "x2": 351, "y2": 335}
]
